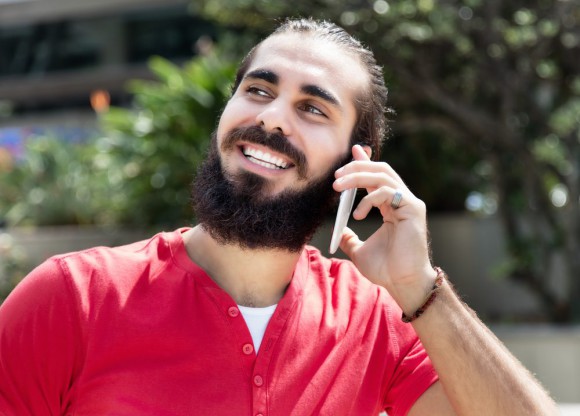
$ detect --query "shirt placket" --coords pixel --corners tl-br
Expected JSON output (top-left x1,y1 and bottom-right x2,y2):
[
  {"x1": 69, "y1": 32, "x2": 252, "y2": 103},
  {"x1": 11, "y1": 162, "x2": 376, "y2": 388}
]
[
  {"x1": 208, "y1": 251, "x2": 308, "y2": 416},
  {"x1": 251, "y1": 296, "x2": 302, "y2": 416},
  {"x1": 227, "y1": 303, "x2": 268, "y2": 415}
]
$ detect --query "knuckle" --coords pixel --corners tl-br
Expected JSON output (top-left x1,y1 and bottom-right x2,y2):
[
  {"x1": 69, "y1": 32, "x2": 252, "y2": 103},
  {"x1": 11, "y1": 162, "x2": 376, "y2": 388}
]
[
  {"x1": 415, "y1": 198, "x2": 427, "y2": 211},
  {"x1": 374, "y1": 172, "x2": 389, "y2": 183},
  {"x1": 379, "y1": 185, "x2": 391, "y2": 195}
]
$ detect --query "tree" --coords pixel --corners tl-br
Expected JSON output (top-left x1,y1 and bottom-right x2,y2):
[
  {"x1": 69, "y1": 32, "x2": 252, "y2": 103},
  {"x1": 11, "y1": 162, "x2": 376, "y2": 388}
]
[
  {"x1": 0, "y1": 52, "x2": 237, "y2": 228},
  {"x1": 98, "y1": 52, "x2": 236, "y2": 226},
  {"x1": 193, "y1": 0, "x2": 580, "y2": 322}
]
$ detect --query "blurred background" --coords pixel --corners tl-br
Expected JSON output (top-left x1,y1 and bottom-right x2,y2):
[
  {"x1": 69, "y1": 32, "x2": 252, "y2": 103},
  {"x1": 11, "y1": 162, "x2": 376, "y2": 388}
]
[{"x1": 1, "y1": 0, "x2": 579, "y2": 407}]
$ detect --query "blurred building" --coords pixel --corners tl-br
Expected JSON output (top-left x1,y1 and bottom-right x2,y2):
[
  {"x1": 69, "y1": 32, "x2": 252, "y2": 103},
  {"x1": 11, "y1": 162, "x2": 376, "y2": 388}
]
[{"x1": 0, "y1": 0, "x2": 216, "y2": 153}]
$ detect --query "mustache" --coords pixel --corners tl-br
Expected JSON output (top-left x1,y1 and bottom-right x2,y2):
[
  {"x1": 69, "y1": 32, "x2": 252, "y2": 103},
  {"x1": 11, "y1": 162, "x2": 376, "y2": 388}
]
[{"x1": 220, "y1": 125, "x2": 308, "y2": 179}]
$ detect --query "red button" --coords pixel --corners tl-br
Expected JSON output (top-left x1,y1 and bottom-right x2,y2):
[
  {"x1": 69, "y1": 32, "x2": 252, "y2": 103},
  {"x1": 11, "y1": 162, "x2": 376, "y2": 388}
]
[
  {"x1": 256, "y1": 414, "x2": 264, "y2": 416},
  {"x1": 228, "y1": 306, "x2": 239, "y2": 317},
  {"x1": 253, "y1": 375, "x2": 264, "y2": 386},
  {"x1": 242, "y1": 343, "x2": 254, "y2": 355}
]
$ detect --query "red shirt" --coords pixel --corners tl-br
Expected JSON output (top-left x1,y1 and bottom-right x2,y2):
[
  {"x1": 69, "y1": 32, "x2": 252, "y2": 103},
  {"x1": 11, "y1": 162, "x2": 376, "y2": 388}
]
[{"x1": 0, "y1": 228, "x2": 437, "y2": 415}]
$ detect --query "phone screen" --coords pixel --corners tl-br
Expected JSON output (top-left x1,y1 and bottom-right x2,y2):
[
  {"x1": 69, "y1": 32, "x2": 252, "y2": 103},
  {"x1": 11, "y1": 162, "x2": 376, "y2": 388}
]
[{"x1": 329, "y1": 187, "x2": 357, "y2": 254}]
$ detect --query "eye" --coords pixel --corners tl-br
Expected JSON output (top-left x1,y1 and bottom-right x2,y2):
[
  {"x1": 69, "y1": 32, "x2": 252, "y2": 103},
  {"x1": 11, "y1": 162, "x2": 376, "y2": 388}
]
[
  {"x1": 246, "y1": 86, "x2": 271, "y2": 98},
  {"x1": 300, "y1": 103, "x2": 327, "y2": 118}
]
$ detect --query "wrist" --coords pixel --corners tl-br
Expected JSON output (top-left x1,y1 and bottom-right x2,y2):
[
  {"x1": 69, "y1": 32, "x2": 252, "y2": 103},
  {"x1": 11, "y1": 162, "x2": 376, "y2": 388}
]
[
  {"x1": 401, "y1": 267, "x2": 446, "y2": 323},
  {"x1": 389, "y1": 267, "x2": 440, "y2": 317}
]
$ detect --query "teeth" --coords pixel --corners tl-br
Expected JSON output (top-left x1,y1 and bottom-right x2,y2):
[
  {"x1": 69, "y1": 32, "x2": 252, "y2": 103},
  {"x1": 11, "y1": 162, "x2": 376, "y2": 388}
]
[
  {"x1": 243, "y1": 146, "x2": 289, "y2": 169},
  {"x1": 246, "y1": 156, "x2": 282, "y2": 170}
]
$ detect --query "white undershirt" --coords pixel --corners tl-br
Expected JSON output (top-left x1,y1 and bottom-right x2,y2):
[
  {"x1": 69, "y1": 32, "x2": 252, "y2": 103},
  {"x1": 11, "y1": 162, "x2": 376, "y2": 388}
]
[{"x1": 237, "y1": 304, "x2": 278, "y2": 353}]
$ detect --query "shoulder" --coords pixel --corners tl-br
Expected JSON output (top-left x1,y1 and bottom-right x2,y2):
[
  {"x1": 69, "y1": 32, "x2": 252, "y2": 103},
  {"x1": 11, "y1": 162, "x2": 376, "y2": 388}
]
[
  {"x1": 54, "y1": 228, "x2": 184, "y2": 279},
  {"x1": 301, "y1": 245, "x2": 400, "y2": 313},
  {"x1": 8, "y1": 229, "x2": 188, "y2": 317},
  {"x1": 303, "y1": 245, "x2": 382, "y2": 292},
  {"x1": 300, "y1": 246, "x2": 426, "y2": 358},
  {"x1": 55, "y1": 229, "x2": 176, "y2": 270},
  {"x1": 66, "y1": 228, "x2": 186, "y2": 291},
  {"x1": 302, "y1": 245, "x2": 363, "y2": 279}
]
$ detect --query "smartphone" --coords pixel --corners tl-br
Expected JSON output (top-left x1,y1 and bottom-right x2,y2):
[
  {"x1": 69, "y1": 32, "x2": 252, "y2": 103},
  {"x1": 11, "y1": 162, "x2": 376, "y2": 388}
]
[{"x1": 329, "y1": 187, "x2": 357, "y2": 254}]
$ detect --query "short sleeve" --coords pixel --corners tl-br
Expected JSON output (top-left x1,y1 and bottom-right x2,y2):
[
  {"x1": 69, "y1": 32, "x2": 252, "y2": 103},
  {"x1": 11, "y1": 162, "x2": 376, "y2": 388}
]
[
  {"x1": 382, "y1": 311, "x2": 439, "y2": 416},
  {"x1": 0, "y1": 258, "x2": 83, "y2": 415}
]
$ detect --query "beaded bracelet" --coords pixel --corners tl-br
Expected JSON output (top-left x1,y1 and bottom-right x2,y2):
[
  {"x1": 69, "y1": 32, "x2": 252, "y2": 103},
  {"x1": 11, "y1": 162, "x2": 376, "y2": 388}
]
[{"x1": 401, "y1": 267, "x2": 446, "y2": 323}]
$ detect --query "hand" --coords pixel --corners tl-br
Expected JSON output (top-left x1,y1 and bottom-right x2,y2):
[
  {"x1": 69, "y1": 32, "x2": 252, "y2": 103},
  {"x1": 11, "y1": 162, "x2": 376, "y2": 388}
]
[{"x1": 333, "y1": 145, "x2": 437, "y2": 314}]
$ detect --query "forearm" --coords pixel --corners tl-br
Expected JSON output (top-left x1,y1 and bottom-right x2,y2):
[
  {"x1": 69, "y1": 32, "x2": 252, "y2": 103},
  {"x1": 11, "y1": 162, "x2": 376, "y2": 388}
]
[
  {"x1": 333, "y1": 151, "x2": 558, "y2": 413},
  {"x1": 409, "y1": 279, "x2": 558, "y2": 415}
]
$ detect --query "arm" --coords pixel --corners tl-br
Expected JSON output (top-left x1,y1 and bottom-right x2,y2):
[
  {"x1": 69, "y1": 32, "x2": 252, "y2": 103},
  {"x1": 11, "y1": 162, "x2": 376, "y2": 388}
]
[
  {"x1": 406, "y1": 280, "x2": 557, "y2": 415},
  {"x1": 334, "y1": 145, "x2": 558, "y2": 415},
  {"x1": 0, "y1": 258, "x2": 82, "y2": 415}
]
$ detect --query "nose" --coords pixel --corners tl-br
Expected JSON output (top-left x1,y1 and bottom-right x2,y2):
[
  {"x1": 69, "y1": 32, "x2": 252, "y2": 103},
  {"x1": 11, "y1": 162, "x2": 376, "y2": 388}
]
[{"x1": 255, "y1": 102, "x2": 292, "y2": 136}]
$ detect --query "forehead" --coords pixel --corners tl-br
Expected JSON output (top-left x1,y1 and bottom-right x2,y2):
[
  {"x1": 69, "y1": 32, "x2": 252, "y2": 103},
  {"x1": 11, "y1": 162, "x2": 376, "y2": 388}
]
[{"x1": 246, "y1": 33, "x2": 369, "y2": 105}]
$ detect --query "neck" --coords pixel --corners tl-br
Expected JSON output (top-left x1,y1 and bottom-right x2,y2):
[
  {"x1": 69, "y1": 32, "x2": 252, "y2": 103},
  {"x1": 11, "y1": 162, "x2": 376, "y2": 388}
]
[{"x1": 183, "y1": 225, "x2": 302, "y2": 307}]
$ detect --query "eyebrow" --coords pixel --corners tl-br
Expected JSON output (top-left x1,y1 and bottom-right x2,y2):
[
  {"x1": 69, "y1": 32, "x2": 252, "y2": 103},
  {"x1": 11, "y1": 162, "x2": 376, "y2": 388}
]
[
  {"x1": 244, "y1": 69, "x2": 279, "y2": 85},
  {"x1": 301, "y1": 84, "x2": 339, "y2": 108},
  {"x1": 244, "y1": 68, "x2": 341, "y2": 110}
]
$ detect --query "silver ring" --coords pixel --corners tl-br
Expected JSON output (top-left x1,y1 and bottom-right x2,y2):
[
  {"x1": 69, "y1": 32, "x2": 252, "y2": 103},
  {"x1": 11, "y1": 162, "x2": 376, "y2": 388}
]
[{"x1": 390, "y1": 191, "x2": 403, "y2": 209}]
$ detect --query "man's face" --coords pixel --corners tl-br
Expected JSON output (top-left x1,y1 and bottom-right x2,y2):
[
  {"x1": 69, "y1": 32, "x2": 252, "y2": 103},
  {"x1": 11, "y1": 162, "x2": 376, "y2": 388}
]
[
  {"x1": 216, "y1": 33, "x2": 369, "y2": 196},
  {"x1": 192, "y1": 33, "x2": 370, "y2": 251}
]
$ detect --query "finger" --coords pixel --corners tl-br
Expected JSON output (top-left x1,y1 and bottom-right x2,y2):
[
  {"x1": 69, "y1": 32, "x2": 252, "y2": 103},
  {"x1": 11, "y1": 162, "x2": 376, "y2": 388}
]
[
  {"x1": 336, "y1": 160, "x2": 404, "y2": 185},
  {"x1": 334, "y1": 145, "x2": 371, "y2": 180},
  {"x1": 353, "y1": 186, "x2": 411, "y2": 220},
  {"x1": 352, "y1": 144, "x2": 371, "y2": 161},
  {"x1": 338, "y1": 226, "x2": 363, "y2": 260},
  {"x1": 334, "y1": 171, "x2": 402, "y2": 193},
  {"x1": 333, "y1": 145, "x2": 377, "y2": 193}
]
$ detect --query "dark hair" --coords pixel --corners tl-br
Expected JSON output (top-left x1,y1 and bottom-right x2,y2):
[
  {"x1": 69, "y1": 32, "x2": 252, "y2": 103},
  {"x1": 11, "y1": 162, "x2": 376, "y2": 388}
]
[{"x1": 231, "y1": 18, "x2": 389, "y2": 160}]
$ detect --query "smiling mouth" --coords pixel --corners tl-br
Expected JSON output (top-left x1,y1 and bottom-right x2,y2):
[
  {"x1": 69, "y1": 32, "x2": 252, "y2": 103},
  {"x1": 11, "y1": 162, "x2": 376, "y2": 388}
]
[{"x1": 241, "y1": 145, "x2": 293, "y2": 170}]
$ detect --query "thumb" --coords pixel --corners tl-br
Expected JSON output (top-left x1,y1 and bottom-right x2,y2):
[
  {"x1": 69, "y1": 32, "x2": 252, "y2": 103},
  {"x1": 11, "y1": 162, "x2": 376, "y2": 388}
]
[{"x1": 339, "y1": 226, "x2": 363, "y2": 260}]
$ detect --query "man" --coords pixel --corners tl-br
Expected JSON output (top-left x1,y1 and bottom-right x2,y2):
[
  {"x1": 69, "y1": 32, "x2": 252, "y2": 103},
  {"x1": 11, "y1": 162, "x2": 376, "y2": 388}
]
[{"x1": 0, "y1": 18, "x2": 557, "y2": 416}]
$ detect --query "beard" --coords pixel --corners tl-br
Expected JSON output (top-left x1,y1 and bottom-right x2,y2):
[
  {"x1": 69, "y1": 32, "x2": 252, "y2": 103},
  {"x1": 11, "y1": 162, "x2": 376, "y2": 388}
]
[{"x1": 191, "y1": 126, "x2": 351, "y2": 252}]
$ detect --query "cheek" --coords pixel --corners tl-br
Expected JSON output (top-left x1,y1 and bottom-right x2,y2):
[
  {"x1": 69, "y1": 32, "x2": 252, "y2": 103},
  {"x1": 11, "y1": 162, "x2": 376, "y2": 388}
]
[
  {"x1": 306, "y1": 126, "x2": 351, "y2": 162},
  {"x1": 304, "y1": 139, "x2": 349, "y2": 178},
  {"x1": 216, "y1": 99, "x2": 250, "y2": 136}
]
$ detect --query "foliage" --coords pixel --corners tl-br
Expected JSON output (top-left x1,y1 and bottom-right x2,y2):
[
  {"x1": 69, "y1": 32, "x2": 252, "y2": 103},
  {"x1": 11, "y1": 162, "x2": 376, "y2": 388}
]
[
  {"x1": 0, "y1": 232, "x2": 32, "y2": 303},
  {"x1": 0, "y1": 137, "x2": 113, "y2": 226},
  {"x1": 97, "y1": 53, "x2": 236, "y2": 226},
  {"x1": 193, "y1": 0, "x2": 580, "y2": 321},
  {"x1": 0, "y1": 52, "x2": 236, "y2": 228}
]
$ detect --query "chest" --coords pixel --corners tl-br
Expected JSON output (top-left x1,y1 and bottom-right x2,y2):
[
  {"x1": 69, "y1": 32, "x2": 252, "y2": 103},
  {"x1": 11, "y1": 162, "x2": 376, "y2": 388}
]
[{"x1": 66, "y1": 291, "x2": 390, "y2": 416}]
